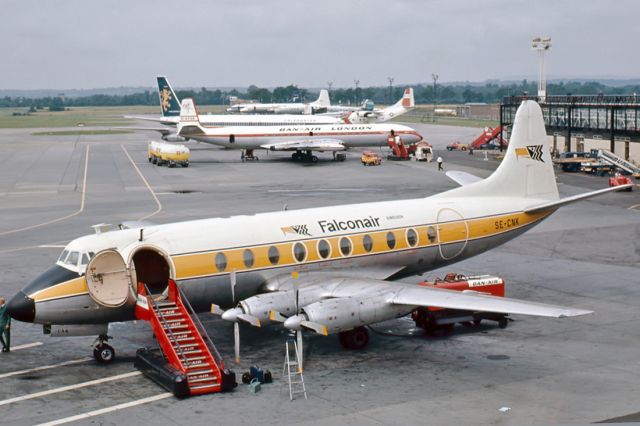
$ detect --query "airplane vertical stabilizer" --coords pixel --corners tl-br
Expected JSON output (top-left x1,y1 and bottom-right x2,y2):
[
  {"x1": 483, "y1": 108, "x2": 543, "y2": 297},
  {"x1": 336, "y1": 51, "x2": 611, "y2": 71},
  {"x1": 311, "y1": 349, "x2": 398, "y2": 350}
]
[
  {"x1": 177, "y1": 98, "x2": 205, "y2": 136},
  {"x1": 157, "y1": 76, "x2": 181, "y2": 117},
  {"x1": 314, "y1": 90, "x2": 330, "y2": 107},
  {"x1": 443, "y1": 100, "x2": 558, "y2": 201}
]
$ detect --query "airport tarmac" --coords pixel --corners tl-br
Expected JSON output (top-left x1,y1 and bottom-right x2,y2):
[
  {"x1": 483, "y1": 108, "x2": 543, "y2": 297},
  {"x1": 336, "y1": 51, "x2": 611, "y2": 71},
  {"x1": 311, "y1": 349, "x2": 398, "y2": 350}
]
[{"x1": 0, "y1": 122, "x2": 638, "y2": 426}]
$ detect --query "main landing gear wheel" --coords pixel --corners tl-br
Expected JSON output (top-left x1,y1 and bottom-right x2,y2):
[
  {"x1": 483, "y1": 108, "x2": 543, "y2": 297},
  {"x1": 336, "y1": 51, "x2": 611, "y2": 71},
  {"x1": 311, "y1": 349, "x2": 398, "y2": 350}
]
[
  {"x1": 93, "y1": 334, "x2": 115, "y2": 363},
  {"x1": 338, "y1": 326, "x2": 369, "y2": 350}
]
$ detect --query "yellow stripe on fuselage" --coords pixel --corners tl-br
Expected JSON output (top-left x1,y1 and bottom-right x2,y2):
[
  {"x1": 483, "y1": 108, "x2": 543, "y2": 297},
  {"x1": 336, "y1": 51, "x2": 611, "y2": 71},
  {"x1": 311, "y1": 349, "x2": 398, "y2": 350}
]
[{"x1": 31, "y1": 277, "x2": 88, "y2": 303}]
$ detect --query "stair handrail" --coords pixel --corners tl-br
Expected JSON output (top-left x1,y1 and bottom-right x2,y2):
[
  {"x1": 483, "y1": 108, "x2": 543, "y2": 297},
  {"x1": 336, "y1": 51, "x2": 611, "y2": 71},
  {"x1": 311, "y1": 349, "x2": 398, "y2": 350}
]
[
  {"x1": 143, "y1": 284, "x2": 190, "y2": 368},
  {"x1": 175, "y1": 284, "x2": 225, "y2": 369}
]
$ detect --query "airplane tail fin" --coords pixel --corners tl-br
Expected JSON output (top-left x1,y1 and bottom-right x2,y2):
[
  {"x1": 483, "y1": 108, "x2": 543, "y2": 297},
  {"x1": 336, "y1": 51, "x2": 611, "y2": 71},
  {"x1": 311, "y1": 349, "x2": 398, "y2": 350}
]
[
  {"x1": 376, "y1": 88, "x2": 415, "y2": 122},
  {"x1": 444, "y1": 100, "x2": 559, "y2": 202},
  {"x1": 157, "y1": 76, "x2": 181, "y2": 117},
  {"x1": 314, "y1": 89, "x2": 330, "y2": 107},
  {"x1": 177, "y1": 98, "x2": 205, "y2": 136}
]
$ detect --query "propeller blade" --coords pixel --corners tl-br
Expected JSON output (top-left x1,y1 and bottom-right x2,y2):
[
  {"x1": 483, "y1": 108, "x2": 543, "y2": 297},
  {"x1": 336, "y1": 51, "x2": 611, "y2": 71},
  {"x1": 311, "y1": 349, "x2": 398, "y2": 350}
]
[
  {"x1": 297, "y1": 329, "x2": 304, "y2": 372},
  {"x1": 301, "y1": 320, "x2": 328, "y2": 336},
  {"x1": 237, "y1": 313, "x2": 261, "y2": 328},
  {"x1": 269, "y1": 310, "x2": 288, "y2": 323},
  {"x1": 234, "y1": 322, "x2": 240, "y2": 364},
  {"x1": 210, "y1": 304, "x2": 224, "y2": 315}
]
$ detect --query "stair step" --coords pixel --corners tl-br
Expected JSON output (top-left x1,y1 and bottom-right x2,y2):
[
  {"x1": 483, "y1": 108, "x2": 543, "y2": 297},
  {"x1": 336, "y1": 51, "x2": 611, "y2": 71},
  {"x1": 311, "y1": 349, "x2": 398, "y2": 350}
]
[
  {"x1": 181, "y1": 349, "x2": 203, "y2": 355},
  {"x1": 189, "y1": 376, "x2": 219, "y2": 384},
  {"x1": 156, "y1": 302, "x2": 177, "y2": 308},
  {"x1": 186, "y1": 362, "x2": 214, "y2": 370},
  {"x1": 172, "y1": 336, "x2": 195, "y2": 343},
  {"x1": 189, "y1": 383, "x2": 219, "y2": 391},
  {"x1": 187, "y1": 369, "x2": 213, "y2": 376},
  {"x1": 164, "y1": 324, "x2": 188, "y2": 330}
]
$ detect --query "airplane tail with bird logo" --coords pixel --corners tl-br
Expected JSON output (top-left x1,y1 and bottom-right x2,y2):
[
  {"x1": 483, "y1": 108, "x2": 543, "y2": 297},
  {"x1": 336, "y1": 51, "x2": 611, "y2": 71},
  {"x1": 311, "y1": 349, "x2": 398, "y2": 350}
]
[{"x1": 157, "y1": 76, "x2": 181, "y2": 117}]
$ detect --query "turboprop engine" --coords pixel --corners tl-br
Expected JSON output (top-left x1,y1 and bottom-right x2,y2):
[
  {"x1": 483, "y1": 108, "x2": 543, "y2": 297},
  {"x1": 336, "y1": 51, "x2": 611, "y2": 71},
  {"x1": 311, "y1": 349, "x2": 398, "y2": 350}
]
[
  {"x1": 283, "y1": 295, "x2": 409, "y2": 335},
  {"x1": 219, "y1": 284, "x2": 329, "y2": 326}
]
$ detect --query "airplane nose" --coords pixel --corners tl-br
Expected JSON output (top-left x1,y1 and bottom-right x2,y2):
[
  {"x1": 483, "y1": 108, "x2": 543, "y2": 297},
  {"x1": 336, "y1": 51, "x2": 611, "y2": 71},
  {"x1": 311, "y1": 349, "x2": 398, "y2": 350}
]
[{"x1": 7, "y1": 291, "x2": 35, "y2": 323}]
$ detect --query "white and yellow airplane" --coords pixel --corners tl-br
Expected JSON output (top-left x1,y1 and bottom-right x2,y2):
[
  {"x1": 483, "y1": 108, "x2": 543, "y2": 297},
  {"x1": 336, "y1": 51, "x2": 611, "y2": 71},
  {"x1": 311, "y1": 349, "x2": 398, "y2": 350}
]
[
  {"x1": 226, "y1": 89, "x2": 330, "y2": 114},
  {"x1": 177, "y1": 98, "x2": 423, "y2": 162},
  {"x1": 344, "y1": 88, "x2": 415, "y2": 124},
  {"x1": 8, "y1": 101, "x2": 629, "y2": 361}
]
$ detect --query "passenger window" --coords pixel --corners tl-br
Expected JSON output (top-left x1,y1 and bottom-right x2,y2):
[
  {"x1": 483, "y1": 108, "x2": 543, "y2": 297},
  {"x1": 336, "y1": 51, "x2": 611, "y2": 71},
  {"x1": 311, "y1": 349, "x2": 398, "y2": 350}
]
[
  {"x1": 406, "y1": 229, "x2": 418, "y2": 247},
  {"x1": 67, "y1": 251, "x2": 79, "y2": 266},
  {"x1": 339, "y1": 237, "x2": 352, "y2": 256},
  {"x1": 243, "y1": 249, "x2": 254, "y2": 268},
  {"x1": 427, "y1": 226, "x2": 437, "y2": 243},
  {"x1": 293, "y1": 242, "x2": 307, "y2": 262},
  {"x1": 386, "y1": 232, "x2": 396, "y2": 249},
  {"x1": 362, "y1": 235, "x2": 373, "y2": 252},
  {"x1": 215, "y1": 252, "x2": 228, "y2": 271},
  {"x1": 268, "y1": 246, "x2": 280, "y2": 265},
  {"x1": 317, "y1": 239, "x2": 330, "y2": 259}
]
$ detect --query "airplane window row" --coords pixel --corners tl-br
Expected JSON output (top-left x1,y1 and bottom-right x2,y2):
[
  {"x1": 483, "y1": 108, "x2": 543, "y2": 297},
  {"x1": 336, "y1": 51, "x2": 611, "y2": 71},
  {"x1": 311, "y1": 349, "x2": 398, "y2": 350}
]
[{"x1": 212, "y1": 228, "x2": 424, "y2": 273}]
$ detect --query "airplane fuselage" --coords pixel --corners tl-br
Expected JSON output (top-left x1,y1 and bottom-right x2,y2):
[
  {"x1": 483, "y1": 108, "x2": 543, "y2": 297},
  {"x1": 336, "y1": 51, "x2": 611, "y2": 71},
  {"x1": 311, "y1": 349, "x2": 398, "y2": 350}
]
[
  {"x1": 180, "y1": 123, "x2": 422, "y2": 150},
  {"x1": 14, "y1": 191, "x2": 553, "y2": 326}
]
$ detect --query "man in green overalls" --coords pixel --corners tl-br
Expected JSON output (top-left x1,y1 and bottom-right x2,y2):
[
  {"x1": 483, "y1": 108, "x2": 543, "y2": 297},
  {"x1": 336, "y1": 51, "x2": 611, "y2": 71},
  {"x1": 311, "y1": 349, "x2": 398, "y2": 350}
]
[{"x1": 0, "y1": 297, "x2": 11, "y2": 352}]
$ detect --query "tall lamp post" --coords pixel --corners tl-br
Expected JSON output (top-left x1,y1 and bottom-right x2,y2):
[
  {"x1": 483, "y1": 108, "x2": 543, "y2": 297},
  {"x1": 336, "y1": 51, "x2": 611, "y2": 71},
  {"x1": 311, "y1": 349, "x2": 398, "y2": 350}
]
[
  {"x1": 387, "y1": 77, "x2": 394, "y2": 105},
  {"x1": 531, "y1": 37, "x2": 552, "y2": 101},
  {"x1": 432, "y1": 74, "x2": 439, "y2": 121},
  {"x1": 354, "y1": 79, "x2": 360, "y2": 105}
]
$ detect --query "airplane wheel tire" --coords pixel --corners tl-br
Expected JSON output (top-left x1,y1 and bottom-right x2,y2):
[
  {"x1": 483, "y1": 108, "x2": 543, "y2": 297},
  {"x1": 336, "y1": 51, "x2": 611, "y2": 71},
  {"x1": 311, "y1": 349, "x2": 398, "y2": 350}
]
[
  {"x1": 94, "y1": 343, "x2": 115, "y2": 363},
  {"x1": 339, "y1": 327, "x2": 369, "y2": 350},
  {"x1": 311, "y1": 156, "x2": 318, "y2": 163},
  {"x1": 498, "y1": 317, "x2": 508, "y2": 329}
]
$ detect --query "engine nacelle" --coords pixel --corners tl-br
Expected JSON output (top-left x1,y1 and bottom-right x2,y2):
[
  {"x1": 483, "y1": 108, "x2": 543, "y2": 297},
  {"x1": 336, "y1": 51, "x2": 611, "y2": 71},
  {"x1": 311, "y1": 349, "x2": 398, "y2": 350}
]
[
  {"x1": 300, "y1": 296, "x2": 409, "y2": 334},
  {"x1": 237, "y1": 285, "x2": 328, "y2": 322}
]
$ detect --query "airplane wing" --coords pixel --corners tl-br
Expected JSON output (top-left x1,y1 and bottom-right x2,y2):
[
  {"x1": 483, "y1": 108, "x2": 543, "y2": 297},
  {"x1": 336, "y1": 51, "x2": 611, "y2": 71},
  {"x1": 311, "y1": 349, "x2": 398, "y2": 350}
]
[
  {"x1": 260, "y1": 138, "x2": 346, "y2": 152},
  {"x1": 390, "y1": 282, "x2": 591, "y2": 317},
  {"x1": 446, "y1": 171, "x2": 483, "y2": 186},
  {"x1": 124, "y1": 115, "x2": 179, "y2": 125}
]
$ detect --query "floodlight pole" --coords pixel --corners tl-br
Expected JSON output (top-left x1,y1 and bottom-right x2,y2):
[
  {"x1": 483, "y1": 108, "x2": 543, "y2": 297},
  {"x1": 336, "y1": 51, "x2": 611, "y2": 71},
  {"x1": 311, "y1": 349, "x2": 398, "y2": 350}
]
[
  {"x1": 354, "y1": 79, "x2": 360, "y2": 104},
  {"x1": 531, "y1": 37, "x2": 552, "y2": 101},
  {"x1": 387, "y1": 77, "x2": 394, "y2": 105}
]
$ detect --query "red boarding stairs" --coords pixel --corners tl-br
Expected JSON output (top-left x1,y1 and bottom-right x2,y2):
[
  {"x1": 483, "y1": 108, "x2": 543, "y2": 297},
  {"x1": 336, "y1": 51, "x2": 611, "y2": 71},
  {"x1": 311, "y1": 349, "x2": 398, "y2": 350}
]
[
  {"x1": 387, "y1": 135, "x2": 410, "y2": 160},
  {"x1": 470, "y1": 126, "x2": 508, "y2": 149},
  {"x1": 135, "y1": 279, "x2": 235, "y2": 397}
]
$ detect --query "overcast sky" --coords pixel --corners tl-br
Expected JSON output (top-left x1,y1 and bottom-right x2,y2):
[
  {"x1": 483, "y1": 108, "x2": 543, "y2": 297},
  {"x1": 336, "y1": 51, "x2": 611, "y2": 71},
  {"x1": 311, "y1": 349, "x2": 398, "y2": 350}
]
[{"x1": 2, "y1": 0, "x2": 638, "y2": 90}]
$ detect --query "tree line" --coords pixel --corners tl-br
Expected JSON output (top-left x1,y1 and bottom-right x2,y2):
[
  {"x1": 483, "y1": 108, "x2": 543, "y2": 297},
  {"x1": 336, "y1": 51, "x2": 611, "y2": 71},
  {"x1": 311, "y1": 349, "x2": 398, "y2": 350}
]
[{"x1": 1, "y1": 81, "x2": 638, "y2": 111}]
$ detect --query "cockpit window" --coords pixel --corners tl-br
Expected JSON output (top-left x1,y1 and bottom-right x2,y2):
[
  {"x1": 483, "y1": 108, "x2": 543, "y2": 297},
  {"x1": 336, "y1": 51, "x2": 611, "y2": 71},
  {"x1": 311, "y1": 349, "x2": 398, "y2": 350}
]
[
  {"x1": 66, "y1": 251, "x2": 79, "y2": 266},
  {"x1": 58, "y1": 250, "x2": 69, "y2": 263},
  {"x1": 81, "y1": 253, "x2": 90, "y2": 265}
]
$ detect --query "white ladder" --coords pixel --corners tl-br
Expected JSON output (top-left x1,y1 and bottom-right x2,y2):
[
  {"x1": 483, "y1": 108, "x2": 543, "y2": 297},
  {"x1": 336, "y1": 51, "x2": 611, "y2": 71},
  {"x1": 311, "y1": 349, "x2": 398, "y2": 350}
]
[{"x1": 282, "y1": 340, "x2": 307, "y2": 401}]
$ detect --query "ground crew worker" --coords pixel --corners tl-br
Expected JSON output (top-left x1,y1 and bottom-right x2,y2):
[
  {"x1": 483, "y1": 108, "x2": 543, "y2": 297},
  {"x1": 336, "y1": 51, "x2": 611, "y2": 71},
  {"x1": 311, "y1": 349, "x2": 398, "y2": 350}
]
[
  {"x1": 437, "y1": 156, "x2": 443, "y2": 171},
  {"x1": 0, "y1": 297, "x2": 10, "y2": 352}
]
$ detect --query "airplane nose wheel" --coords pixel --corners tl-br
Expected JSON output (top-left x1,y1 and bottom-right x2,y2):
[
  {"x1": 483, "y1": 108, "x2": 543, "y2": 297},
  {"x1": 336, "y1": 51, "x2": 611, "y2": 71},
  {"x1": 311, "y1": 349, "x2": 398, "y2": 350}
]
[{"x1": 93, "y1": 334, "x2": 115, "y2": 364}]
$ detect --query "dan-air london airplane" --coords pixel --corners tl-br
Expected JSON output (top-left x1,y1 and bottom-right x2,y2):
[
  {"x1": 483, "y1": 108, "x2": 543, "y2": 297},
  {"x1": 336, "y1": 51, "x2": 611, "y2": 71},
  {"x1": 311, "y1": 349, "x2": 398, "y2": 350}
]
[
  {"x1": 8, "y1": 100, "x2": 630, "y2": 362},
  {"x1": 129, "y1": 77, "x2": 415, "y2": 138},
  {"x1": 176, "y1": 98, "x2": 422, "y2": 162}
]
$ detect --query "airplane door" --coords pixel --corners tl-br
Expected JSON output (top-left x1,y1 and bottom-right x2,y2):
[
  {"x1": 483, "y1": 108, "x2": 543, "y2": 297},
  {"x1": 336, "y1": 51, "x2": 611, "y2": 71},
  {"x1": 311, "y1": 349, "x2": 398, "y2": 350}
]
[
  {"x1": 436, "y1": 207, "x2": 469, "y2": 260},
  {"x1": 86, "y1": 249, "x2": 134, "y2": 307}
]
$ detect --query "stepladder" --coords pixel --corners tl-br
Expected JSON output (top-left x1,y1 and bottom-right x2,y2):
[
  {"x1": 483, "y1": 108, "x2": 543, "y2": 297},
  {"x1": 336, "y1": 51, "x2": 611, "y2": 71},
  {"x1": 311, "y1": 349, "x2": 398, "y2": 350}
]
[{"x1": 282, "y1": 339, "x2": 307, "y2": 401}]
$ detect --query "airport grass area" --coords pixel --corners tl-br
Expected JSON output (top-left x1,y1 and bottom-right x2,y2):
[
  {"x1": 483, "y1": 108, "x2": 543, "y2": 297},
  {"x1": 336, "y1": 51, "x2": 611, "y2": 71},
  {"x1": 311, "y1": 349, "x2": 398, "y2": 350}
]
[
  {"x1": 31, "y1": 129, "x2": 133, "y2": 136},
  {"x1": 0, "y1": 105, "x2": 226, "y2": 129}
]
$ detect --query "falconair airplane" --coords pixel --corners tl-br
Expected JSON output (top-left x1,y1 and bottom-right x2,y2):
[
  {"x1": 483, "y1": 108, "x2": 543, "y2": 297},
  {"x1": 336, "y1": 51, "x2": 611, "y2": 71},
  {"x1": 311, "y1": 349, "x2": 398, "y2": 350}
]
[
  {"x1": 8, "y1": 101, "x2": 629, "y2": 362},
  {"x1": 176, "y1": 98, "x2": 423, "y2": 162}
]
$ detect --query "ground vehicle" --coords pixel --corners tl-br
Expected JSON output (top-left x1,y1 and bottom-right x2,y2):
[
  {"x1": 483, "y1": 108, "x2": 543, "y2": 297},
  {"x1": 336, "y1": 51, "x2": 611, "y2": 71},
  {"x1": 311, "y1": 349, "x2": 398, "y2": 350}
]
[
  {"x1": 609, "y1": 172, "x2": 634, "y2": 191},
  {"x1": 446, "y1": 141, "x2": 469, "y2": 151},
  {"x1": 553, "y1": 151, "x2": 593, "y2": 172},
  {"x1": 148, "y1": 141, "x2": 190, "y2": 167},
  {"x1": 361, "y1": 150, "x2": 381, "y2": 166},
  {"x1": 413, "y1": 141, "x2": 433, "y2": 162},
  {"x1": 412, "y1": 273, "x2": 508, "y2": 335}
]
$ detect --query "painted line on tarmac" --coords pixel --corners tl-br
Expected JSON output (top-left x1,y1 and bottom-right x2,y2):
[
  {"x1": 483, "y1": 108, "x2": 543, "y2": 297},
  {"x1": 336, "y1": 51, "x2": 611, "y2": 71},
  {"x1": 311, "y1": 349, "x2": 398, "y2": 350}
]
[
  {"x1": 36, "y1": 392, "x2": 173, "y2": 426},
  {"x1": 0, "y1": 371, "x2": 141, "y2": 406},
  {"x1": 0, "y1": 357, "x2": 92, "y2": 379},
  {"x1": 628, "y1": 203, "x2": 640, "y2": 211},
  {"x1": 120, "y1": 144, "x2": 162, "y2": 221},
  {"x1": 9, "y1": 342, "x2": 43, "y2": 351},
  {"x1": 0, "y1": 145, "x2": 90, "y2": 237},
  {"x1": 37, "y1": 244, "x2": 67, "y2": 248}
]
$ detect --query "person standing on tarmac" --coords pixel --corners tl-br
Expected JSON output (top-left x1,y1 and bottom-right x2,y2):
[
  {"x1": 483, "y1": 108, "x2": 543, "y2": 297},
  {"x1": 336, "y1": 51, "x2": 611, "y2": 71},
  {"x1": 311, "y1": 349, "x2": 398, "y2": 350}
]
[
  {"x1": 0, "y1": 297, "x2": 10, "y2": 352},
  {"x1": 437, "y1": 156, "x2": 444, "y2": 171}
]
